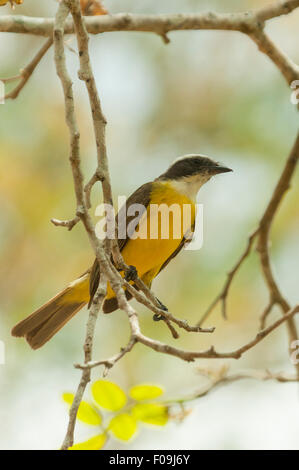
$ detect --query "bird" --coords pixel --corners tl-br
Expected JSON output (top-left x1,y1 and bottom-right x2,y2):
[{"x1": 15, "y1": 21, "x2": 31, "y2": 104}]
[{"x1": 11, "y1": 154, "x2": 232, "y2": 349}]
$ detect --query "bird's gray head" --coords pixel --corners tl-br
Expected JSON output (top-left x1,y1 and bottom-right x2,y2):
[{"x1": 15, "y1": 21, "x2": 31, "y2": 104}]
[
  {"x1": 157, "y1": 154, "x2": 232, "y2": 181},
  {"x1": 156, "y1": 154, "x2": 232, "y2": 199}
]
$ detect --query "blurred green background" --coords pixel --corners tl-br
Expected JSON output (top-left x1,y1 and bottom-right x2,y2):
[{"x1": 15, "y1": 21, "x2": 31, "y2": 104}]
[{"x1": 0, "y1": 0, "x2": 299, "y2": 450}]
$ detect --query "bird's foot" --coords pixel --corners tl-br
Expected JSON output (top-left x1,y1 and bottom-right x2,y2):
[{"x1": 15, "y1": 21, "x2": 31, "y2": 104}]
[
  {"x1": 125, "y1": 265, "x2": 138, "y2": 282},
  {"x1": 153, "y1": 298, "x2": 168, "y2": 321}
]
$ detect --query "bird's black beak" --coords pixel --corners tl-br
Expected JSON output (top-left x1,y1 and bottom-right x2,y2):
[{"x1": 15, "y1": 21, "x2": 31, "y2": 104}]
[{"x1": 208, "y1": 165, "x2": 233, "y2": 175}]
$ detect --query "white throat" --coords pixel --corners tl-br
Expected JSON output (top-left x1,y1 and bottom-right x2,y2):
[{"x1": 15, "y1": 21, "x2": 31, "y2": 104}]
[{"x1": 169, "y1": 174, "x2": 209, "y2": 201}]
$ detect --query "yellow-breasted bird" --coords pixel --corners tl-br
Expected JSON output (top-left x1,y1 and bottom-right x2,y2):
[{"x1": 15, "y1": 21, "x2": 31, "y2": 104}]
[{"x1": 11, "y1": 154, "x2": 232, "y2": 349}]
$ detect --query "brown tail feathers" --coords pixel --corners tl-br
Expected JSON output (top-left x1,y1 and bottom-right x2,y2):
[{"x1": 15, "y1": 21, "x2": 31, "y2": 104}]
[
  {"x1": 11, "y1": 272, "x2": 135, "y2": 349},
  {"x1": 11, "y1": 275, "x2": 89, "y2": 350}
]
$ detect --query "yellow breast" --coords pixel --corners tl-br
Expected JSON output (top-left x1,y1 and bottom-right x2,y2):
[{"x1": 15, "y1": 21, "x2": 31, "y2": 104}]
[{"x1": 119, "y1": 181, "x2": 195, "y2": 284}]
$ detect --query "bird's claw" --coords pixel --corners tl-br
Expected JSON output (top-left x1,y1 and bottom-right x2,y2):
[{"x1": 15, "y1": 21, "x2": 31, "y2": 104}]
[
  {"x1": 153, "y1": 313, "x2": 163, "y2": 321},
  {"x1": 153, "y1": 298, "x2": 168, "y2": 321},
  {"x1": 156, "y1": 298, "x2": 168, "y2": 311},
  {"x1": 125, "y1": 265, "x2": 138, "y2": 282}
]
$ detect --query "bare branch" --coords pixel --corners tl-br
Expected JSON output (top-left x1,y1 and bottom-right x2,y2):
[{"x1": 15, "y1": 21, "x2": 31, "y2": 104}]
[
  {"x1": 3, "y1": 2, "x2": 298, "y2": 91},
  {"x1": 197, "y1": 228, "x2": 259, "y2": 326},
  {"x1": 257, "y1": 132, "x2": 299, "y2": 358},
  {"x1": 78, "y1": 305, "x2": 299, "y2": 370},
  {"x1": 256, "y1": 0, "x2": 299, "y2": 22},
  {"x1": 249, "y1": 27, "x2": 299, "y2": 85},
  {"x1": 53, "y1": 1, "x2": 117, "y2": 449},
  {"x1": 259, "y1": 300, "x2": 276, "y2": 330},
  {"x1": 65, "y1": 0, "x2": 113, "y2": 212},
  {"x1": 166, "y1": 365, "x2": 299, "y2": 406},
  {"x1": 2, "y1": 36, "x2": 52, "y2": 100},
  {"x1": 84, "y1": 169, "x2": 105, "y2": 210},
  {"x1": 74, "y1": 337, "x2": 137, "y2": 375},
  {"x1": 50, "y1": 216, "x2": 80, "y2": 231},
  {"x1": 123, "y1": 278, "x2": 215, "y2": 334},
  {"x1": 1, "y1": 2, "x2": 299, "y2": 36},
  {"x1": 62, "y1": 278, "x2": 107, "y2": 449},
  {"x1": 53, "y1": 1, "x2": 108, "y2": 450},
  {"x1": 198, "y1": 132, "x2": 299, "y2": 359}
]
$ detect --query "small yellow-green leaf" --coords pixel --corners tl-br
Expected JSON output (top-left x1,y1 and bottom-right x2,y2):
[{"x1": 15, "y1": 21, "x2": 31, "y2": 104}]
[
  {"x1": 108, "y1": 413, "x2": 137, "y2": 441},
  {"x1": 91, "y1": 380, "x2": 127, "y2": 411},
  {"x1": 129, "y1": 384, "x2": 164, "y2": 401},
  {"x1": 69, "y1": 433, "x2": 106, "y2": 450},
  {"x1": 132, "y1": 403, "x2": 168, "y2": 426},
  {"x1": 62, "y1": 392, "x2": 75, "y2": 405},
  {"x1": 62, "y1": 393, "x2": 102, "y2": 425}
]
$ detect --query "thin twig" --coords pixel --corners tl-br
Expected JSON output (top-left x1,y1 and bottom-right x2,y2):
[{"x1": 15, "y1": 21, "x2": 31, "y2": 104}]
[
  {"x1": 257, "y1": 131, "x2": 299, "y2": 366},
  {"x1": 51, "y1": 215, "x2": 80, "y2": 231},
  {"x1": 62, "y1": 278, "x2": 107, "y2": 449},
  {"x1": 165, "y1": 365, "x2": 299, "y2": 406},
  {"x1": 259, "y1": 300, "x2": 276, "y2": 330},
  {"x1": 249, "y1": 27, "x2": 299, "y2": 86},
  {"x1": 77, "y1": 305, "x2": 299, "y2": 369},
  {"x1": 123, "y1": 278, "x2": 215, "y2": 334},
  {"x1": 74, "y1": 337, "x2": 137, "y2": 375},
  {"x1": 3, "y1": 36, "x2": 53, "y2": 100},
  {"x1": 197, "y1": 229, "x2": 259, "y2": 326},
  {"x1": 84, "y1": 169, "x2": 105, "y2": 210},
  {"x1": 198, "y1": 132, "x2": 299, "y2": 364}
]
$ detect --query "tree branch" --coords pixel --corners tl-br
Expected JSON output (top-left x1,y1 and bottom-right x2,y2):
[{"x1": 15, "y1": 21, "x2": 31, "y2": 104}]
[
  {"x1": 1, "y1": 36, "x2": 52, "y2": 100},
  {"x1": 53, "y1": 1, "x2": 118, "y2": 449},
  {"x1": 198, "y1": 130, "x2": 299, "y2": 375},
  {"x1": 1, "y1": 3, "x2": 298, "y2": 104},
  {"x1": 77, "y1": 305, "x2": 299, "y2": 370},
  {"x1": 197, "y1": 228, "x2": 259, "y2": 326},
  {"x1": 2, "y1": 2, "x2": 299, "y2": 36},
  {"x1": 257, "y1": 132, "x2": 299, "y2": 353},
  {"x1": 256, "y1": 0, "x2": 299, "y2": 22},
  {"x1": 61, "y1": 278, "x2": 107, "y2": 450},
  {"x1": 166, "y1": 364, "x2": 299, "y2": 407}
]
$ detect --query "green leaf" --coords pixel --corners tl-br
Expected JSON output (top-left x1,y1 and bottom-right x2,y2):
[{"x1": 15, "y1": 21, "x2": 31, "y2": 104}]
[
  {"x1": 108, "y1": 413, "x2": 137, "y2": 441},
  {"x1": 91, "y1": 380, "x2": 127, "y2": 411},
  {"x1": 69, "y1": 433, "x2": 106, "y2": 450},
  {"x1": 129, "y1": 384, "x2": 164, "y2": 401},
  {"x1": 62, "y1": 393, "x2": 102, "y2": 426},
  {"x1": 132, "y1": 403, "x2": 168, "y2": 426}
]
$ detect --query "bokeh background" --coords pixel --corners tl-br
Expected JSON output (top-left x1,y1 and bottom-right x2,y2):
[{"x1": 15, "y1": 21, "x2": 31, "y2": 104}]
[{"x1": 1, "y1": 0, "x2": 299, "y2": 450}]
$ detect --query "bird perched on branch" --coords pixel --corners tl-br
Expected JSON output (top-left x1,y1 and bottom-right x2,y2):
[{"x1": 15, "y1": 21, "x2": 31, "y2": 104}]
[{"x1": 12, "y1": 154, "x2": 232, "y2": 349}]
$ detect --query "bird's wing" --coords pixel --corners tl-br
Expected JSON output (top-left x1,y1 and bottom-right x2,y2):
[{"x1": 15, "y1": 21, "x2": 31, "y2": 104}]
[
  {"x1": 116, "y1": 182, "x2": 152, "y2": 252},
  {"x1": 156, "y1": 221, "x2": 195, "y2": 275},
  {"x1": 89, "y1": 182, "x2": 152, "y2": 306}
]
